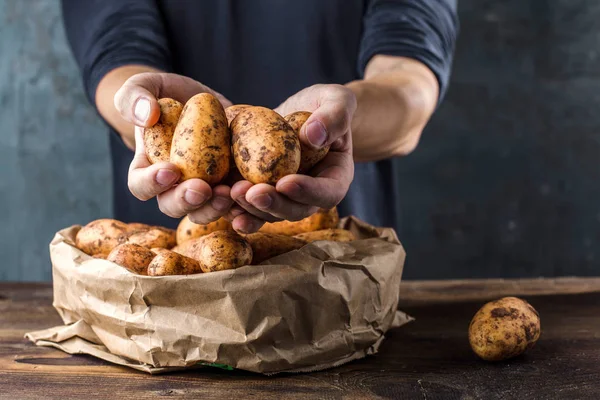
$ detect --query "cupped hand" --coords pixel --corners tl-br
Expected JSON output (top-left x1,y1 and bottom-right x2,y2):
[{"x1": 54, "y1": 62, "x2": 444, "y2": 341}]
[
  {"x1": 116, "y1": 72, "x2": 234, "y2": 224},
  {"x1": 229, "y1": 84, "x2": 356, "y2": 233}
]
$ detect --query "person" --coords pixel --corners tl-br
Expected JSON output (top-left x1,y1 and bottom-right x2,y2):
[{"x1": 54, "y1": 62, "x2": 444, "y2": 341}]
[{"x1": 61, "y1": 0, "x2": 458, "y2": 233}]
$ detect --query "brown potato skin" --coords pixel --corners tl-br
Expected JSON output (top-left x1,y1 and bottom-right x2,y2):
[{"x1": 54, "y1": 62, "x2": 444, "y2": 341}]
[
  {"x1": 127, "y1": 222, "x2": 152, "y2": 232},
  {"x1": 469, "y1": 297, "x2": 541, "y2": 361},
  {"x1": 143, "y1": 98, "x2": 183, "y2": 164},
  {"x1": 170, "y1": 93, "x2": 230, "y2": 184},
  {"x1": 75, "y1": 219, "x2": 129, "y2": 256},
  {"x1": 147, "y1": 249, "x2": 203, "y2": 276},
  {"x1": 259, "y1": 208, "x2": 339, "y2": 236},
  {"x1": 243, "y1": 232, "x2": 306, "y2": 264},
  {"x1": 231, "y1": 106, "x2": 300, "y2": 184},
  {"x1": 225, "y1": 104, "x2": 250, "y2": 125},
  {"x1": 294, "y1": 228, "x2": 355, "y2": 243},
  {"x1": 171, "y1": 237, "x2": 206, "y2": 261},
  {"x1": 92, "y1": 253, "x2": 107, "y2": 259},
  {"x1": 126, "y1": 227, "x2": 176, "y2": 249},
  {"x1": 107, "y1": 243, "x2": 155, "y2": 275},
  {"x1": 285, "y1": 111, "x2": 330, "y2": 173},
  {"x1": 197, "y1": 231, "x2": 253, "y2": 272},
  {"x1": 175, "y1": 216, "x2": 232, "y2": 245}
]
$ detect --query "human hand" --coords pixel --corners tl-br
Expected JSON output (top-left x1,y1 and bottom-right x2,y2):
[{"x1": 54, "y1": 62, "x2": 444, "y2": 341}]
[
  {"x1": 114, "y1": 72, "x2": 235, "y2": 224},
  {"x1": 229, "y1": 84, "x2": 356, "y2": 232}
]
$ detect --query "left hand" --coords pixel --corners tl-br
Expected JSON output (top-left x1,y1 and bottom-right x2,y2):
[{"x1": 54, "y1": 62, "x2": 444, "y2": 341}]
[{"x1": 229, "y1": 84, "x2": 356, "y2": 233}]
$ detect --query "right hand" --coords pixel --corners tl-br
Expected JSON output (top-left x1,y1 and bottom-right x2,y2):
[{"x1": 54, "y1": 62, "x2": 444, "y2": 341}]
[{"x1": 114, "y1": 72, "x2": 235, "y2": 224}]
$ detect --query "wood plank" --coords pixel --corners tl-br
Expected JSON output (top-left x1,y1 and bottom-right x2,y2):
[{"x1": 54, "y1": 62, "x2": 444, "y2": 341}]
[{"x1": 0, "y1": 281, "x2": 599, "y2": 399}]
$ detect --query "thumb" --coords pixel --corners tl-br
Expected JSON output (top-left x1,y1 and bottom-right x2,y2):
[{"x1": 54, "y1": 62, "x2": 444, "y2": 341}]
[{"x1": 114, "y1": 73, "x2": 162, "y2": 127}]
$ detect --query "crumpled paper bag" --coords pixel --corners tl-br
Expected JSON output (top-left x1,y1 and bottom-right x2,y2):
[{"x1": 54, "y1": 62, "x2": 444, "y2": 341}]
[{"x1": 26, "y1": 217, "x2": 411, "y2": 374}]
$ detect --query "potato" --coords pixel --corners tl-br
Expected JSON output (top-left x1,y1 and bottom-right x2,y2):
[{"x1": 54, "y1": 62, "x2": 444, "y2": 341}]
[
  {"x1": 143, "y1": 98, "x2": 183, "y2": 164},
  {"x1": 127, "y1": 222, "x2": 152, "y2": 231},
  {"x1": 294, "y1": 228, "x2": 355, "y2": 243},
  {"x1": 170, "y1": 93, "x2": 230, "y2": 184},
  {"x1": 243, "y1": 232, "x2": 306, "y2": 264},
  {"x1": 147, "y1": 249, "x2": 202, "y2": 276},
  {"x1": 469, "y1": 297, "x2": 541, "y2": 361},
  {"x1": 260, "y1": 207, "x2": 339, "y2": 236},
  {"x1": 231, "y1": 106, "x2": 300, "y2": 184},
  {"x1": 176, "y1": 216, "x2": 231, "y2": 245},
  {"x1": 107, "y1": 243, "x2": 155, "y2": 275},
  {"x1": 126, "y1": 226, "x2": 176, "y2": 249},
  {"x1": 197, "y1": 231, "x2": 253, "y2": 272},
  {"x1": 92, "y1": 253, "x2": 107, "y2": 259},
  {"x1": 285, "y1": 111, "x2": 330, "y2": 173},
  {"x1": 171, "y1": 237, "x2": 206, "y2": 260},
  {"x1": 75, "y1": 219, "x2": 129, "y2": 256},
  {"x1": 225, "y1": 104, "x2": 250, "y2": 125}
]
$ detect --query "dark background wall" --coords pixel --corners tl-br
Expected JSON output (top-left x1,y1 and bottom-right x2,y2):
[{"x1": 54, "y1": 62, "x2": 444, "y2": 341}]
[{"x1": 1, "y1": 0, "x2": 599, "y2": 281}]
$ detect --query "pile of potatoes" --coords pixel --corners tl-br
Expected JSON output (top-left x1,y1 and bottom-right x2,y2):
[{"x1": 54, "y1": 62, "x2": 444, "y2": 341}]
[
  {"x1": 74, "y1": 208, "x2": 356, "y2": 276},
  {"x1": 145, "y1": 93, "x2": 330, "y2": 186}
]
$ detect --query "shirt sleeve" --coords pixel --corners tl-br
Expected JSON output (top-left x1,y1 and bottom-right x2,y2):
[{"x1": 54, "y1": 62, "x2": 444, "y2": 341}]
[
  {"x1": 359, "y1": 0, "x2": 459, "y2": 103},
  {"x1": 61, "y1": 0, "x2": 172, "y2": 105}
]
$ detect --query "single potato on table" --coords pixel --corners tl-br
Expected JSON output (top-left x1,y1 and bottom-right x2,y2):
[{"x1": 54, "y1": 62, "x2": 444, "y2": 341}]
[{"x1": 469, "y1": 296, "x2": 541, "y2": 361}]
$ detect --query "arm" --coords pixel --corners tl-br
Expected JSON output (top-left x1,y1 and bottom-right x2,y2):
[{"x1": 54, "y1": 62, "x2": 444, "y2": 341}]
[
  {"x1": 348, "y1": 55, "x2": 439, "y2": 161},
  {"x1": 349, "y1": 0, "x2": 459, "y2": 161},
  {"x1": 61, "y1": 0, "x2": 171, "y2": 149},
  {"x1": 62, "y1": 0, "x2": 235, "y2": 223}
]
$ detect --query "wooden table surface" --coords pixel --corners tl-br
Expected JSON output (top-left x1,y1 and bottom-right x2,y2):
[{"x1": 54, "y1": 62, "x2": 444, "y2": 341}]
[{"x1": 1, "y1": 278, "x2": 599, "y2": 400}]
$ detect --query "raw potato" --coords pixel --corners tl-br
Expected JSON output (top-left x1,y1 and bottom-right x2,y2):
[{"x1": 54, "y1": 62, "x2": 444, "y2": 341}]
[
  {"x1": 243, "y1": 232, "x2": 307, "y2": 264},
  {"x1": 107, "y1": 243, "x2": 155, "y2": 275},
  {"x1": 231, "y1": 106, "x2": 300, "y2": 184},
  {"x1": 225, "y1": 104, "x2": 250, "y2": 125},
  {"x1": 197, "y1": 231, "x2": 253, "y2": 272},
  {"x1": 143, "y1": 98, "x2": 183, "y2": 164},
  {"x1": 294, "y1": 228, "x2": 355, "y2": 243},
  {"x1": 128, "y1": 222, "x2": 152, "y2": 231},
  {"x1": 171, "y1": 237, "x2": 206, "y2": 260},
  {"x1": 92, "y1": 253, "x2": 107, "y2": 259},
  {"x1": 285, "y1": 111, "x2": 330, "y2": 173},
  {"x1": 170, "y1": 93, "x2": 230, "y2": 184},
  {"x1": 126, "y1": 226, "x2": 176, "y2": 249},
  {"x1": 75, "y1": 219, "x2": 129, "y2": 256},
  {"x1": 147, "y1": 249, "x2": 202, "y2": 276},
  {"x1": 260, "y1": 208, "x2": 339, "y2": 236},
  {"x1": 176, "y1": 216, "x2": 231, "y2": 245},
  {"x1": 469, "y1": 297, "x2": 541, "y2": 361}
]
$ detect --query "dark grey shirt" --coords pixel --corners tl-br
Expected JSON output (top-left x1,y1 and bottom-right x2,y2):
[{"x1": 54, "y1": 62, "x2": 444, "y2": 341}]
[{"x1": 62, "y1": 0, "x2": 458, "y2": 230}]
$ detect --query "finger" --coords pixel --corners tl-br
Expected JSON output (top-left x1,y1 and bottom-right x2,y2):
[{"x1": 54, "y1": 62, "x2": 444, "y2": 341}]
[
  {"x1": 231, "y1": 213, "x2": 265, "y2": 234},
  {"x1": 246, "y1": 184, "x2": 317, "y2": 221},
  {"x1": 114, "y1": 73, "x2": 163, "y2": 127},
  {"x1": 230, "y1": 181, "x2": 280, "y2": 223},
  {"x1": 128, "y1": 127, "x2": 180, "y2": 201},
  {"x1": 155, "y1": 179, "x2": 213, "y2": 218},
  {"x1": 301, "y1": 85, "x2": 357, "y2": 149},
  {"x1": 275, "y1": 152, "x2": 354, "y2": 209},
  {"x1": 225, "y1": 205, "x2": 247, "y2": 222},
  {"x1": 187, "y1": 185, "x2": 234, "y2": 224}
]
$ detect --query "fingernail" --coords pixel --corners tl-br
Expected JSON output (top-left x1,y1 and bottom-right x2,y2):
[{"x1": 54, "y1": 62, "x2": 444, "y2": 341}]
[
  {"x1": 134, "y1": 98, "x2": 150, "y2": 123},
  {"x1": 184, "y1": 189, "x2": 208, "y2": 206},
  {"x1": 211, "y1": 196, "x2": 232, "y2": 211},
  {"x1": 250, "y1": 194, "x2": 273, "y2": 209},
  {"x1": 306, "y1": 121, "x2": 328, "y2": 148},
  {"x1": 156, "y1": 169, "x2": 178, "y2": 186}
]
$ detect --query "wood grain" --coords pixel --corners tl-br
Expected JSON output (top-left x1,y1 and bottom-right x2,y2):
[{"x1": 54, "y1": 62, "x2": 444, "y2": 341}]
[{"x1": 1, "y1": 280, "x2": 599, "y2": 399}]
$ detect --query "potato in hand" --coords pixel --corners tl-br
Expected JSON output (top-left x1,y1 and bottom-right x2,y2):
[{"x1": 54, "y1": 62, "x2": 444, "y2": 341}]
[
  {"x1": 284, "y1": 111, "x2": 330, "y2": 174},
  {"x1": 143, "y1": 98, "x2": 183, "y2": 164}
]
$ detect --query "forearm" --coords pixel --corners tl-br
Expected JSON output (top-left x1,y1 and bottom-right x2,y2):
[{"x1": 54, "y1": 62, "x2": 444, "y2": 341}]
[
  {"x1": 348, "y1": 57, "x2": 440, "y2": 162},
  {"x1": 95, "y1": 65, "x2": 162, "y2": 149}
]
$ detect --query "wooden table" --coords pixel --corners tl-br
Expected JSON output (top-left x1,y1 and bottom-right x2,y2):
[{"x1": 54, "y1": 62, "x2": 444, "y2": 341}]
[{"x1": 1, "y1": 278, "x2": 599, "y2": 399}]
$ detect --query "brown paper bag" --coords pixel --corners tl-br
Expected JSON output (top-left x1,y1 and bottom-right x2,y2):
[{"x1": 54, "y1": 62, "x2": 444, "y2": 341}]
[{"x1": 26, "y1": 217, "x2": 411, "y2": 374}]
